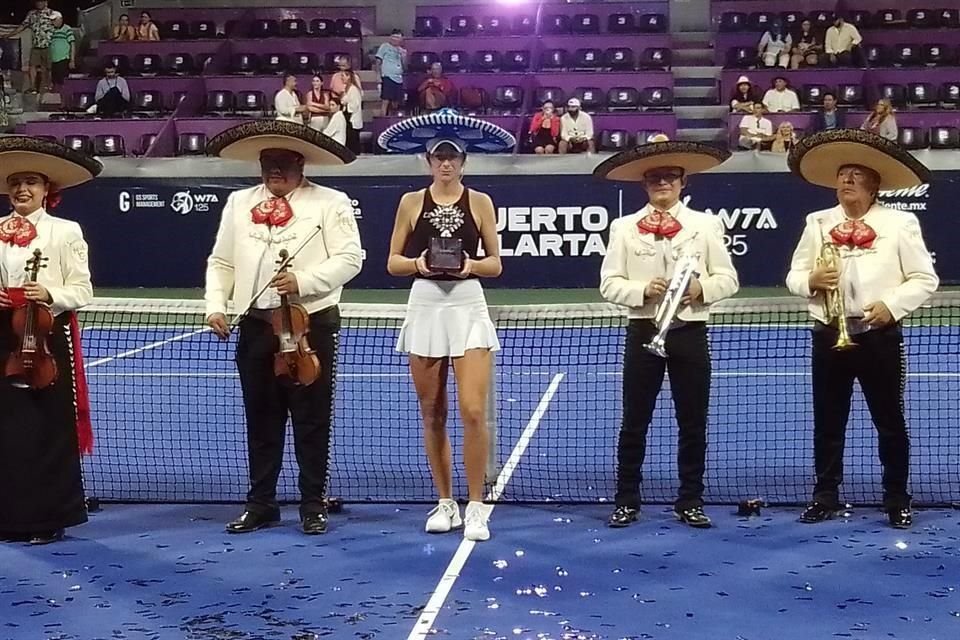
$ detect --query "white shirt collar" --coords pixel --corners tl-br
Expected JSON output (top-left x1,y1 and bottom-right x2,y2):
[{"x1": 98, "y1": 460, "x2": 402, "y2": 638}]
[
  {"x1": 11, "y1": 207, "x2": 46, "y2": 224},
  {"x1": 644, "y1": 200, "x2": 683, "y2": 216}
]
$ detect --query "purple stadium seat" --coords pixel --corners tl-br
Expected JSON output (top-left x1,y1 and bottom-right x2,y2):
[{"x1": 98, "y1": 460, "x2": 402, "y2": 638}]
[
  {"x1": 132, "y1": 54, "x2": 162, "y2": 76},
  {"x1": 177, "y1": 133, "x2": 207, "y2": 156},
  {"x1": 410, "y1": 51, "x2": 439, "y2": 74},
  {"x1": 897, "y1": 127, "x2": 927, "y2": 150},
  {"x1": 440, "y1": 51, "x2": 467, "y2": 72},
  {"x1": 335, "y1": 18, "x2": 360, "y2": 38},
  {"x1": 810, "y1": 11, "x2": 834, "y2": 29},
  {"x1": 324, "y1": 52, "x2": 350, "y2": 72},
  {"x1": 609, "y1": 13, "x2": 636, "y2": 34},
  {"x1": 572, "y1": 87, "x2": 604, "y2": 111},
  {"x1": 543, "y1": 14, "x2": 572, "y2": 35},
  {"x1": 492, "y1": 85, "x2": 524, "y2": 114},
  {"x1": 133, "y1": 90, "x2": 163, "y2": 114},
  {"x1": 458, "y1": 86, "x2": 487, "y2": 114},
  {"x1": 540, "y1": 49, "x2": 569, "y2": 71},
  {"x1": 290, "y1": 52, "x2": 319, "y2": 74},
  {"x1": 64, "y1": 135, "x2": 93, "y2": 155},
  {"x1": 604, "y1": 47, "x2": 635, "y2": 71},
  {"x1": 192, "y1": 20, "x2": 216, "y2": 39},
  {"x1": 640, "y1": 48, "x2": 671, "y2": 70},
  {"x1": 573, "y1": 14, "x2": 600, "y2": 35},
  {"x1": 801, "y1": 84, "x2": 828, "y2": 107},
  {"x1": 163, "y1": 20, "x2": 189, "y2": 40},
  {"x1": 930, "y1": 126, "x2": 960, "y2": 149},
  {"x1": 237, "y1": 91, "x2": 266, "y2": 115},
  {"x1": 449, "y1": 15, "x2": 477, "y2": 36},
  {"x1": 923, "y1": 44, "x2": 952, "y2": 66},
  {"x1": 249, "y1": 19, "x2": 278, "y2": 39},
  {"x1": 600, "y1": 130, "x2": 630, "y2": 151},
  {"x1": 908, "y1": 83, "x2": 937, "y2": 107},
  {"x1": 864, "y1": 45, "x2": 889, "y2": 67},
  {"x1": 639, "y1": 13, "x2": 668, "y2": 33},
  {"x1": 262, "y1": 53, "x2": 289, "y2": 75},
  {"x1": 414, "y1": 16, "x2": 441, "y2": 38},
  {"x1": 281, "y1": 19, "x2": 307, "y2": 38},
  {"x1": 231, "y1": 53, "x2": 260, "y2": 75},
  {"x1": 720, "y1": 12, "x2": 747, "y2": 32},
  {"x1": 502, "y1": 50, "x2": 531, "y2": 72},
  {"x1": 747, "y1": 12, "x2": 774, "y2": 32},
  {"x1": 893, "y1": 44, "x2": 921, "y2": 66},
  {"x1": 875, "y1": 9, "x2": 903, "y2": 28},
  {"x1": 474, "y1": 51, "x2": 502, "y2": 72},
  {"x1": 535, "y1": 86, "x2": 564, "y2": 106},
  {"x1": 311, "y1": 18, "x2": 334, "y2": 37},
  {"x1": 481, "y1": 16, "x2": 507, "y2": 35},
  {"x1": 206, "y1": 90, "x2": 235, "y2": 115},
  {"x1": 640, "y1": 87, "x2": 673, "y2": 110},
  {"x1": 847, "y1": 10, "x2": 872, "y2": 29},
  {"x1": 727, "y1": 47, "x2": 755, "y2": 69},
  {"x1": 607, "y1": 87, "x2": 641, "y2": 111},
  {"x1": 71, "y1": 92, "x2": 95, "y2": 113},
  {"x1": 838, "y1": 84, "x2": 865, "y2": 107},
  {"x1": 573, "y1": 48, "x2": 603, "y2": 70},
  {"x1": 940, "y1": 9, "x2": 960, "y2": 28},
  {"x1": 906, "y1": 9, "x2": 936, "y2": 28},
  {"x1": 512, "y1": 15, "x2": 535, "y2": 36},
  {"x1": 780, "y1": 11, "x2": 804, "y2": 29},
  {"x1": 879, "y1": 84, "x2": 907, "y2": 107},
  {"x1": 101, "y1": 54, "x2": 129, "y2": 75},
  {"x1": 940, "y1": 82, "x2": 960, "y2": 107},
  {"x1": 94, "y1": 134, "x2": 125, "y2": 157},
  {"x1": 136, "y1": 133, "x2": 157, "y2": 156},
  {"x1": 166, "y1": 53, "x2": 195, "y2": 75}
]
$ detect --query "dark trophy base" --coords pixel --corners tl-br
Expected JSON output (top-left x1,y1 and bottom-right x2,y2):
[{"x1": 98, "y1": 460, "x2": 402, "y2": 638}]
[{"x1": 427, "y1": 237, "x2": 464, "y2": 273}]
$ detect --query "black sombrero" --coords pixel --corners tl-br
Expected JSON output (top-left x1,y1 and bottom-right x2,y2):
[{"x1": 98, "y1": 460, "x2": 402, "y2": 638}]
[
  {"x1": 206, "y1": 120, "x2": 355, "y2": 165},
  {"x1": 377, "y1": 109, "x2": 517, "y2": 154},
  {"x1": 0, "y1": 135, "x2": 103, "y2": 193},
  {"x1": 593, "y1": 135, "x2": 731, "y2": 182},
  {"x1": 788, "y1": 128, "x2": 930, "y2": 190}
]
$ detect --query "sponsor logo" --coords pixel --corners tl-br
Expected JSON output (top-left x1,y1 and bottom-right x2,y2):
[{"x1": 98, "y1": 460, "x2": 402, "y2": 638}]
[
  {"x1": 491, "y1": 206, "x2": 609, "y2": 257},
  {"x1": 683, "y1": 195, "x2": 778, "y2": 257},
  {"x1": 171, "y1": 191, "x2": 220, "y2": 214},
  {"x1": 351, "y1": 198, "x2": 363, "y2": 219},
  {"x1": 118, "y1": 191, "x2": 167, "y2": 212},
  {"x1": 877, "y1": 183, "x2": 929, "y2": 212}
]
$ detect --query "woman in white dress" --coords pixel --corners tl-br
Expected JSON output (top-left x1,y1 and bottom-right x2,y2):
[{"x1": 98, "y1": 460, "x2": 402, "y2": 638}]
[{"x1": 380, "y1": 112, "x2": 516, "y2": 541}]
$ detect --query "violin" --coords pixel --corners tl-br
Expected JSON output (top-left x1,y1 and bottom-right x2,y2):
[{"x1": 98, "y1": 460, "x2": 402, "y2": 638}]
[
  {"x1": 5, "y1": 249, "x2": 58, "y2": 389},
  {"x1": 271, "y1": 249, "x2": 321, "y2": 386}
]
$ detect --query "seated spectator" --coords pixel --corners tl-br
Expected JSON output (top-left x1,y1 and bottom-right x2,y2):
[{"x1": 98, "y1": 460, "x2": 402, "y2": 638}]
[
  {"x1": 825, "y1": 16, "x2": 863, "y2": 67},
  {"x1": 89, "y1": 63, "x2": 130, "y2": 115},
  {"x1": 730, "y1": 75, "x2": 760, "y2": 114},
  {"x1": 49, "y1": 11, "x2": 75, "y2": 91},
  {"x1": 329, "y1": 57, "x2": 352, "y2": 97},
  {"x1": 770, "y1": 121, "x2": 797, "y2": 153},
  {"x1": 738, "y1": 102, "x2": 773, "y2": 150},
  {"x1": 762, "y1": 76, "x2": 800, "y2": 113},
  {"x1": 340, "y1": 68, "x2": 364, "y2": 154},
  {"x1": 790, "y1": 19, "x2": 821, "y2": 69},
  {"x1": 528, "y1": 101, "x2": 560, "y2": 154},
  {"x1": 559, "y1": 98, "x2": 595, "y2": 154},
  {"x1": 757, "y1": 20, "x2": 791, "y2": 69},
  {"x1": 274, "y1": 72, "x2": 306, "y2": 123},
  {"x1": 134, "y1": 11, "x2": 160, "y2": 41},
  {"x1": 813, "y1": 92, "x2": 845, "y2": 132},
  {"x1": 111, "y1": 14, "x2": 136, "y2": 42},
  {"x1": 306, "y1": 73, "x2": 333, "y2": 132},
  {"x1": 861, "y1": 98, "x2": 897, "y2": 141},
  {"x1": 322, "y1": 94, "x2": 347, "y2": 145},
  {"x1": 417, "y1": 62, "x2": 455, "y2": 112}
]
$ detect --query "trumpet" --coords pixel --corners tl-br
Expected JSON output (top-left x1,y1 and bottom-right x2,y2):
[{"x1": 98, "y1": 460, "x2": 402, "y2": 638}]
[
  {"x1": 644, "y1": 252, "x2": 700, "y2": 358},
  {"x1": 817, "y1": 240, "x2": 857, "y2": 351}
]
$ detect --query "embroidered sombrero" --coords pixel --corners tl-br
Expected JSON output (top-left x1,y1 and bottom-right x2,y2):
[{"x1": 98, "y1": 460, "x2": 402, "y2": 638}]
[
  {"x1": 593, "y1": 135, "x2": 731, "y2": 182},
  {"x1": 788, "y1": 128, "x2": 929, "y2": 190},
  {"x1": 377, "y1": 109, "x2": 517, "y2": 154},
  {"x1": 0, "y1": 135, "x2": 103, "y2": 193},
  {"x1": 206, "y1": 120, "x2": 355, "y2": 165}
]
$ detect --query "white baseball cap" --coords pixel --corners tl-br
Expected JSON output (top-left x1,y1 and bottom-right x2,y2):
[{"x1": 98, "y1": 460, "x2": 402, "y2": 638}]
[
  {"x1": 567, "y1": 97, "x2": 581, "y2": 108},
  {"x1": 736, "y1": 75, "x2": 751, "y2": 85},
  {"x1": 50, "y1": 10, "x2": 63, "y2": 20}
]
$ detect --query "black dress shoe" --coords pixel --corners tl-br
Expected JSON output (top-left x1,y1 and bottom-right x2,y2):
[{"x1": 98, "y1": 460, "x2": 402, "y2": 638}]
[
  {"x1": 302, "y1": 509, "x2": 328, "y2": 535},
  {"x1": 608, "y1": 506, "x2": 639, "y2": 528},
  {"x1": 888, "y1": 507, "x2": 912, "y2": 529},
  {"x1": 225, "y1": 510, "x2": 280, "y2": 534},
  {"x1": 799, "y1": 502, "x2": 839, "y2": 524},
  {"x1": 29, "y1": 530, "x2": 64, "y2": 546},
  {"x1": 675, "y1": 506, "x2": 712, "y2": 528}
]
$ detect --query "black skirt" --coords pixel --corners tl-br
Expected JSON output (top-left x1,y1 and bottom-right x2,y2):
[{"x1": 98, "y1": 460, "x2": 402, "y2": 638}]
[{"x1": 0, "y1": 312, "x2": 87, "y2": 533}]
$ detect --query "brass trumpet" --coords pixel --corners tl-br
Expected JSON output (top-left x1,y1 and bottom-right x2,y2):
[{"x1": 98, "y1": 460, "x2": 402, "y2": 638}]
[{"x1": 816, "y1": 241, "x2": 857, "y2": 350}]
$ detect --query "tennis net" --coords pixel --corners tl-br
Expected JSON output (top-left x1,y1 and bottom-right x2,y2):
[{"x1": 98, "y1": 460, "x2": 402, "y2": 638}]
[{"x1": 80, "y1": 293, "x2": 960, "y2": 505}]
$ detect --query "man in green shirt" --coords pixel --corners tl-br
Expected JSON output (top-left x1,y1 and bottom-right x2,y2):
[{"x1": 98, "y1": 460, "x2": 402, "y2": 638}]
[{"x1": 49, "y1": 12, "x2": 75, "y2": 90}]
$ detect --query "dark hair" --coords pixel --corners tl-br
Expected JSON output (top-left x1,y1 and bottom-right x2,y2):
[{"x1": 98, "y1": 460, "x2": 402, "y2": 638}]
[
  {"x1": 391, "y1": 29, "x2": 403, "y2": 35},
  {"x1": 328, "y1": 93, "x2": 341, "y2": 106},
  {"x1": 119, "y1": 14, "x2": 129, "y2": 20},
  {"x1": 823, "y1": 91, "x2": 837, "y2": 101},
  {"x1": 141, "y1": 11, "x2": 152, "y2": 19},
  {"x1": 282, "y1": 72, "x2": 297, "y2": 83},
  {"x1": 312, "y1": 73, "x2": 324, "y2": 81}
]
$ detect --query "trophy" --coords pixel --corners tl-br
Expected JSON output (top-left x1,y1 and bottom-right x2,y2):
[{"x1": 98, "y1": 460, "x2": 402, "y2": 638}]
[{"x1": 425, "y1": 203, "x2": 466, "y2": 273}]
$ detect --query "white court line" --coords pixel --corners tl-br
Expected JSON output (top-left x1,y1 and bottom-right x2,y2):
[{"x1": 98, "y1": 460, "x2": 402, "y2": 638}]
[
  {"x1": 596, "y1": 371, "x2": 960, "y2": 378},
  {"x1": 85, "y1": 328, "x2": 210, "y2": 368},
  {"x1": 406, "y1": 372, "x2": 565, "y2": 640},
  {"x1": 85, "y1": 372, "x2": 411, "y2": 378}
]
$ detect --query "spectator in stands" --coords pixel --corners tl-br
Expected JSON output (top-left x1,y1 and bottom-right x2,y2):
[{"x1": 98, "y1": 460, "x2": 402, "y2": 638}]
[
  {"x1": 375, "y1": 29, "x2": 407, "y2": 116},
  {"x1": 559, "y1": 98, "x2": 595, "y2": 154},
  {"x1": 729, "y1": 75, "x2": 760, "y2": 114},
  {"x1": 529, "y1": 100, "x2": 560, "y2": 154},
  {"x1": 861, "y1": 98, "x2": 898, "y2": 142},
  {"x1": 111, "y1": 14, "x2": 136, "y2": 42},
  {"x1": 738, "y1": 102, "x2": 773, "y2": 150},
  {"x1": 757, "y1": 19, "x2": 791, "y2": 69},
  {"x1": 770, "y1": 121, "x2": 797, "y2": 153},
  {"x1": 813, "y1": 92, "x2": 845, "y2": 132},
  {"x1": 790, "y1": 19, "x2": 821, "y2": 69},
  {"x1": 340, "y1": 69, "x2": 364, "y2": 154},
  {"x1": 329, "y1": 57, "x2": 352, "y2": 97},
  {"x1": 0, "y1": 75, "x2": 8, "y2": 129},
  {"x1": 762, "y1": 76, "x2": 800, "y2": 113},
  {"x1": 2, "y1": 0, "x2": 56, "y2": 94},
  {"x1": 825, "y1": 16, "x2": 863, "y2": 67},
  {"x1": 274, "y1": 72, "x2": 306, "y2": 124},
  {"x1": 306, "y1": 73, "x2": 333, "y2": 133},
  {"x1": 134, "y1": 11, "x2": 160, "y2": 42},
  {"x1": 321, "y1": 94, "x2": 347, "y2": 146},
  {"x1": 90, "y1": 63, "x2": 130, "y2": 116},
  {"x1": 417, "y1": 62, "x2": 455, "y2": 112},
  {"x1": 49, "y1": 12, "x2": 75, "y2": 92}
]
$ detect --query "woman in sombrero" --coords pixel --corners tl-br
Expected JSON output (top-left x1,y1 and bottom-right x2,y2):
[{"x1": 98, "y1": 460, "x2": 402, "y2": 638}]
[
  {"x1": 786, "y1": 129, "x2": 938, "y2": 529},
  {"x1": 595, "y1": 135, "x2": 739, "y2": 530},
  {"x1": 0, "y1": 136, "x2": 101, "y2": 545},
  {"x1": 381, "y1": 110, "x2": 515, "y2": 542}
]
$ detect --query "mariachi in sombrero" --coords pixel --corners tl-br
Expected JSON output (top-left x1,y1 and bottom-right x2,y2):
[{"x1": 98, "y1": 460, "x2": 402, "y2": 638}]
[
  {"x1": 592, "y1": 134, "x2": 731, "y2": 182},
  {"x1": 377, "y1": 108, "x2": 517, "y2": 154},
  {"x1": 788, "y1": 128, "x2": 930, "y2": 190},
  {"x1": 0, "y1": 135, "x2": 103, "y2": 193},
  {"x1": 206, "y1": 120, "x2": 356, "y2": 165}
]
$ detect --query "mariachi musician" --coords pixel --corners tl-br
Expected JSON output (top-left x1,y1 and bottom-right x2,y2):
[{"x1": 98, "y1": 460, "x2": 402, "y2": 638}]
[
  {"x1": 204, "y1": 121, "x2": 362, "y2": 535},
  {"x1": 0, "y1": 136, "x2": 100, "y2": 545},
  {"x1": 786, "y1": 129, "x2": 938, "y2": 529},
  {"x1": 595, "y1": 136, "x2": 739, "y2": 529}
]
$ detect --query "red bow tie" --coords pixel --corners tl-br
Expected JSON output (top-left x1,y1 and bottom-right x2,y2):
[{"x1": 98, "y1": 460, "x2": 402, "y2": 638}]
[
  {"x1": 0, "y1": 216, "x2": 38, "y2": 247},
  {"x1": 830, "y1": 220, "x2": 876, "y2": 249},
  {"x1": 637, "y1": 210, "x2": 682, "y2": 239},
  {"x1": 251, "y1": 197, "x2": 293, "y2": 227}
]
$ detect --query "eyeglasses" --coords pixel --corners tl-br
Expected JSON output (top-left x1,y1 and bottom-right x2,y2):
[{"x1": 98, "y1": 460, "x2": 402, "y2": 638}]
[{"x1": 643, "y1": 171, "x2": 684, "y2": 184}]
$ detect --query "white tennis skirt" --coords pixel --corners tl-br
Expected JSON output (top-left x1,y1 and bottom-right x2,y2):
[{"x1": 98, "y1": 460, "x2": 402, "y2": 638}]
[{"x1": 396, "y1": 278, "x2": 501, "y2": 358}]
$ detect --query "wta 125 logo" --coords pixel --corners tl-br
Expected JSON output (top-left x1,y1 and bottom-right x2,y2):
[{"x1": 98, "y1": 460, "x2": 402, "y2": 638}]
[
  {"x1": 171, "y1": 191, "x2": 220, "y2": 214},
  {"x1": 682, "y1": 195, "x2": 778, "y2": 256}
]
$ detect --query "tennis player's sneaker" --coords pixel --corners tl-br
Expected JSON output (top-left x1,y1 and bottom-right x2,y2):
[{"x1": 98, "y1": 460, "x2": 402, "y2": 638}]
[
  {"x1": 463, "y1": 501, "x2": 490, "y2": 541},
  {"x1": 425, "y1": 499, "x2": 461, "y2": 533}
]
